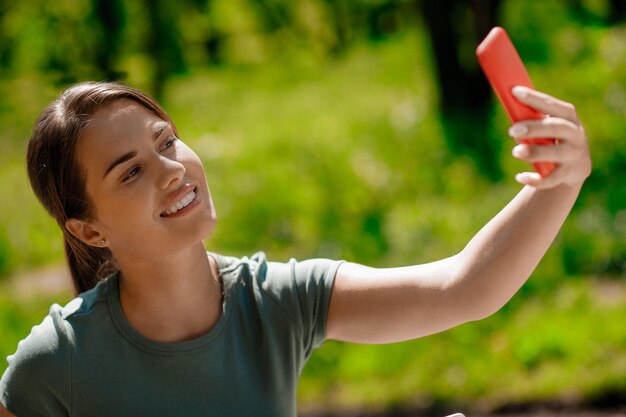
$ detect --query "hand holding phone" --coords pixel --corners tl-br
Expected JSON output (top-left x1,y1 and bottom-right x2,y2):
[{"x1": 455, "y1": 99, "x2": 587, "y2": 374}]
[{"x1": 476, "y1": 26, "x2": 555, "y2": 177}]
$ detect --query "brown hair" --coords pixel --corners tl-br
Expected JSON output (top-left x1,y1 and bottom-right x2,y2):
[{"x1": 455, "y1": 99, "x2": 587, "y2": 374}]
[{"x1": 26, "y1": 81, "x2": 178, "y2": 294}]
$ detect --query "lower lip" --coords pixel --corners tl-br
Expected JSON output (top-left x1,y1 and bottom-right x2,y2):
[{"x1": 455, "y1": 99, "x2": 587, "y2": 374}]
[{"x1": 161, "y1": 189, "x2": 201, "y2": 219}]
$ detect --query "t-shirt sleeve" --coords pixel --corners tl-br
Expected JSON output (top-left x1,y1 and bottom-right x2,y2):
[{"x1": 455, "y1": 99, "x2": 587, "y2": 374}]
[
  {"x1": 259, "y1": 254, "x2": 344, "y2": 358},
  {"x1": 0, "y1": 305, "x2": 71, "y2": 417}
]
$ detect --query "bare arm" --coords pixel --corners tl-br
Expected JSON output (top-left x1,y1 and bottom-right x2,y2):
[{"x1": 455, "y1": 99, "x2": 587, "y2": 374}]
[{"x1": 327, "y1": 87, "x2": 591, "y2": 344}]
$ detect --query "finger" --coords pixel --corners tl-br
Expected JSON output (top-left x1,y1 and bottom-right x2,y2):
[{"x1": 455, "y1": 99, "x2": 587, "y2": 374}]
[
  {"x1": 512, "y1": 142, "x2": 576, "y2": 164},
  {"x1": 508, "y1": 118, "x2": 582, "y2": 143},
  {"x1": 515, "y1": 165, "x2": 564, "y2": 189},
  {"x1": 511, "y1": 86, "x2": 580, "y2": 125}
]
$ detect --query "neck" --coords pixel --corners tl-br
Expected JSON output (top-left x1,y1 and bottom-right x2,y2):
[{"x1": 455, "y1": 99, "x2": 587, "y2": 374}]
[{"x1": 114, "y1": 242, "x2": 223, "y2": 342}]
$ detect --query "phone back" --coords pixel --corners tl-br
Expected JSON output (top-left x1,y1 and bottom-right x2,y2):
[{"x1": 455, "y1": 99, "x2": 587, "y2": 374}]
[{"x1": 476, "y1": 27, "x2": 543, "y2": 122}]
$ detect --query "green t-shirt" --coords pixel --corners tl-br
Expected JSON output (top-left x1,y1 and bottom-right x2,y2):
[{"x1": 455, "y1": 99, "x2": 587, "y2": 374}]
[{"x1": 1, "y1": 252, "x2": 343, "y2": 417}]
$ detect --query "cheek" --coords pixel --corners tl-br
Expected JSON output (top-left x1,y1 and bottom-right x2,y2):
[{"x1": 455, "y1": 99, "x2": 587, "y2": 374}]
[{"x1": 98, "y1": 187, "x2": 154, "y2": 228}]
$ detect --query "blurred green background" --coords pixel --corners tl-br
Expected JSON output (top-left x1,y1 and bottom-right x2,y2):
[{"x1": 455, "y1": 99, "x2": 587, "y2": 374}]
[{"x1": 0, "y1": 0, "x2": 625, "y2": 415}]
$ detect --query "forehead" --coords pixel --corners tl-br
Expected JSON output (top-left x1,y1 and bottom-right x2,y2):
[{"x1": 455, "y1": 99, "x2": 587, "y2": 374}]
[
  {"x1": 76, "y1": 99, "x2": 169, "y2": 178},
  {"x1": 84, "y1": 99, "x2": 165, "y2": 141}
]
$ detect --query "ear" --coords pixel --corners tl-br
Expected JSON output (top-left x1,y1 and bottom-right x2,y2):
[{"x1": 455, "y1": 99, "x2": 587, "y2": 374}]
[{"x1": 65, "y1": 218, "x2": 105, "y2": 248}]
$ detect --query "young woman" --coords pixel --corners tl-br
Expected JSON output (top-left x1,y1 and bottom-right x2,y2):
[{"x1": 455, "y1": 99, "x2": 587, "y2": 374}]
[{"x1": 0, "y1": 81, "x2": 590, "y2": 416}]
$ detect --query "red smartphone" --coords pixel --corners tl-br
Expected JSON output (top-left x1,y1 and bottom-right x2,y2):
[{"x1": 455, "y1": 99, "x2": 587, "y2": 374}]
[{"x1": 476, "y1": 26, "x2": 555, "y2": 177}]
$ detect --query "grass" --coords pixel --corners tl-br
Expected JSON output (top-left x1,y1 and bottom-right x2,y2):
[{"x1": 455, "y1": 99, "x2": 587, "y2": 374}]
[
  {"x1": 0, "y1": 12, "x2": 625, "y2": 412},
  {"x1": 297, "y1": 278, "x2": 626, "y2": 412},
  {"x1": 1, "y1": 276, "x2": 623, "y2": 413}
]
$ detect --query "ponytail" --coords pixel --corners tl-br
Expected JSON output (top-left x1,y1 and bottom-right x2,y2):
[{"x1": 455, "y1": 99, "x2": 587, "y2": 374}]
[
  {"x1": 63, "y1": 233, "x2": 118, "y2": 295},
  {"x1": 27, "y1": 81, "x2": 175, "y2": 294}
]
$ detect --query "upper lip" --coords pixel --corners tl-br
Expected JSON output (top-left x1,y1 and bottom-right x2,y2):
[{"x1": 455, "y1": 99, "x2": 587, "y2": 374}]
[{"x1": 161, "y1": 183, "x2": 196, "y2": 215}]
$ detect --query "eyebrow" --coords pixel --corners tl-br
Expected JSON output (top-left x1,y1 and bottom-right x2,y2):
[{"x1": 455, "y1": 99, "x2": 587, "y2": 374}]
[
  {"x1": 102, "y1": 122, "x2": 171, "y2": 179},
  {"x1": 152, "y1": 122, "x2": 169, "y2": 141},
  {"x1": 103, "y1": 151, "x2": 138, "y2": 179}
]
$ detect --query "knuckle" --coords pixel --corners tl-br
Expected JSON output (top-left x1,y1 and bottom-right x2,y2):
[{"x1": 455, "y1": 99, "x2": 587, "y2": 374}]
[
  {"x1": 539, "y1": 177, "x2": 556, "y2": 189},
  {"x1": 563, "y1": 149, "x2": 577, "y2": 163},
  {"x1": 566, "y1": 103, "x2": 578, "y2": 120},
  {"x1": 546, "y1": 120, "x2": 561, "y2": 137},
  {"x1": 550, "y1": 145, "x2": 562, "y2": 160},
  {"x1": 545, "y1": 97, "x2": 558, "y2": 107}
]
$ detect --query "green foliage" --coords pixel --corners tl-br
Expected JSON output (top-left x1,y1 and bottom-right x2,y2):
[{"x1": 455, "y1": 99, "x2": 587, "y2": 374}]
[
  {"x1": 0, "y1": 0, "x2": 625, "y2": 412},
  {"x1": 299, "y1": 279, "x2": 626, "y2": 411},
  {"x1": 1, "y1": 279, "x2": 623, "y2": 412}
]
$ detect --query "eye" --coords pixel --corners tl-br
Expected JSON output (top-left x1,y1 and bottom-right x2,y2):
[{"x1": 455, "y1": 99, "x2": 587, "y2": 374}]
[
  {"x1": 160, "y1": 137, "x2": 178, "y2": 152},
  {"x1": 122, "y1": 166, "x2": 141, "y2": 183}
]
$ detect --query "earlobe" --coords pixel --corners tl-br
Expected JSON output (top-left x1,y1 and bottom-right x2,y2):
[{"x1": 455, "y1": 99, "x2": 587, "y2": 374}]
[{"x1": 65, "y1": 218, "x2": 105, "y2": 247}]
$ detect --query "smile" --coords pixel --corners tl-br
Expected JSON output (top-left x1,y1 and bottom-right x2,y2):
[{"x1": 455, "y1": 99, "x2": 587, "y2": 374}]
[{"x1": 161, "y1": 189, "x2": 197, "y2": 217}]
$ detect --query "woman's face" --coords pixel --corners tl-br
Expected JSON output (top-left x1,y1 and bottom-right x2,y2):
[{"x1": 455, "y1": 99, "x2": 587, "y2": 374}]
[{"x1": 73, "y1": 99, "x2": 217, "y2": 258}]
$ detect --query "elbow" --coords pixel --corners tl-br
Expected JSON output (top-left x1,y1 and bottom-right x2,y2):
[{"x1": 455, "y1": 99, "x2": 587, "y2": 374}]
[
  {"x1": 458, "y1": 290, "x2": 504, "y2": 322},
  {"x1": 468, "y1": 301, "x2": 502, "y2": 322},
  {"x1": 457, "y1": 283, "x2": 515, "y2": 322},
  {"x1": 449, "y1": 255, "x2": 510, "y2": 322},
  {"x1": 452, "y1": 282, "x2": 501, "y2": 322}
]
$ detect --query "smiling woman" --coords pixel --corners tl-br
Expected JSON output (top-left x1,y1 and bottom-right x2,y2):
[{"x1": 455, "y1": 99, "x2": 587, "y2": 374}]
[
  {"x1": 0, "y1": 80, "x2": 591, "y2": 416},
  {"x1": 0, "y1": 81, "x2": 342, "y2": 416},
  {"x1": 23, "y1": 83, "x2": 196, "y2": 294},
  {"x1": 65, "y1": 98, "x2": 217, "y2": 279}
]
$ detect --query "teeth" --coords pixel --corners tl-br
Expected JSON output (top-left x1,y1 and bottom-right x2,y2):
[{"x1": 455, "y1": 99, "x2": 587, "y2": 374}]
[{"x1": 163, "y1": 190, "x2": 195, "y2": 216}]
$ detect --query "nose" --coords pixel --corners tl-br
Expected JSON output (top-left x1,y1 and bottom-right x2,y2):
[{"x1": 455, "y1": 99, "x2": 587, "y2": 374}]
[{"x1": 157, "y1": 154, "x2": 186, "y2": 190}]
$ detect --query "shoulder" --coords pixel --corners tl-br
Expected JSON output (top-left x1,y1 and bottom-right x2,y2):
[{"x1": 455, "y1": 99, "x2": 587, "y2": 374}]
[
  {"x1": 4, "y1": 301, "x2": 73, "y2": 377},
  {"x1": 0, "y1": 278, "x2": 110, "y2": 414},
  {"x1": 0, "y1": 304, "x2": 71, "y2": 414},
  {"x1": 212, "y1": 251, "x2": 343, "y2": 296},
  {"x1": 214, "y1": 251, "x2": 343, "y2": 331},
  {"x1": 62, "y1": 276, "x2": 111, "y2": 320}
]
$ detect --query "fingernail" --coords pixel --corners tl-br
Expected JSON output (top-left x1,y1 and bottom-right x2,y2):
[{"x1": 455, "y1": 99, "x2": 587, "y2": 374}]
[
  {"x1": 512, "y1": 86, "x2": 529, "y2": 98},
  {"x1": 515, "y1": 173, "x2": 526, "y2": 183},
  {"x1": 508, "y1": 124, "x2": 528, "y2": 137},
  {"x1": 512, "y1": 145, "x2": 528, "y2": 158}
]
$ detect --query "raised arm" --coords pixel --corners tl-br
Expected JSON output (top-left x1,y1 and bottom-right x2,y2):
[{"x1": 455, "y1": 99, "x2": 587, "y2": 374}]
[{"x1": 326, "y1": 87, "x2": 591, "y2": 344}]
